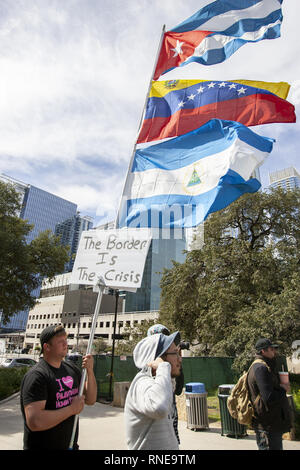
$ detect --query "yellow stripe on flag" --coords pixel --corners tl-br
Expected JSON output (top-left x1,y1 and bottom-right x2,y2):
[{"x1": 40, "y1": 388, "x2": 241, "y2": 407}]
[{"x1": 150, "y1": 79, "x2": 290, "y2": 100}]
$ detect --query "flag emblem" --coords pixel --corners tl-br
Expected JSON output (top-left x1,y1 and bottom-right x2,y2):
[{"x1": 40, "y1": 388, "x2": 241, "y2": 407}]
[
  {"x1": 188, "y1": 168, "x2": 201, "y2": 187},
  {"x1": 183, "y1": 166, "x2": 202, "y2": 195},
  {"x1": 165, "y1": 80, "x2": 180, "y2": 89}
]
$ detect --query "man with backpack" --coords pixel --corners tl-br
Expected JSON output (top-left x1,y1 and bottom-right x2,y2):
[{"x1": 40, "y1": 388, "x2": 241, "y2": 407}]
[{"x1": 247, "y1": 338, "x2": 291, "y2": 450}]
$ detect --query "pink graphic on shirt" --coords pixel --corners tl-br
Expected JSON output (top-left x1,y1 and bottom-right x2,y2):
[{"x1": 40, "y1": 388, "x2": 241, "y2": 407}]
[
  {"x1": 56, "y1": 378, "x2": 64, "y2": 392},
  {"x1": 62, "y1": 376, "x2": 74, "y2": 389},
  {"x1": 55, "y1": 375, "x2": 79, "y2": 409}
]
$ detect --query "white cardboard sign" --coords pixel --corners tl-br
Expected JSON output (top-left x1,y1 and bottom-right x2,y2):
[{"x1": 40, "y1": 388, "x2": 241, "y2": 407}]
[{"x1": 71, "y1": 228, "x2": 152, "y2": 290}]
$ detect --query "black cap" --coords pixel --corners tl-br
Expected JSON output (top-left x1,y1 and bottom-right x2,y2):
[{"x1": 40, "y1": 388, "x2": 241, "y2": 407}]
[
  {"x1": 40, "y1": 324, "x2": 66, "y2": 350},
  {"x1": 255, "y1": 338, "x2": 278, "y2": 352}
]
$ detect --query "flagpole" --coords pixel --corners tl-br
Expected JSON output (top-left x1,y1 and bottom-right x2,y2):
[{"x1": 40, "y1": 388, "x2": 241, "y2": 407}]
[
  {"x1": 135, "y1": 24, "x2": 166, "y2": 139},
  {"x1": 115, "y1": 24, "x2": 166, "y2": 228},
  {"x1": 68, "y1": 276, "x2": 106, "y2": 450},
  {"x1": 108, "y1": 289, "x2": 119, "y2": 401}
]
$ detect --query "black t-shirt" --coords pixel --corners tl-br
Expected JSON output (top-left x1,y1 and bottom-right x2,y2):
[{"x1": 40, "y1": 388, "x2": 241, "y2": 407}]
[{"x1": 20, "y1": 358, "x2": 82, "y2": 450}]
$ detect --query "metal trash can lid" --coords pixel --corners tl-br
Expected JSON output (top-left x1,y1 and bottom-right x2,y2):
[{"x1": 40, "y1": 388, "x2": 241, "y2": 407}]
[
  {"x1": 185, "y1": 382, "x2": 206, "y2": 393},
  {"x1": 218, "y1": 384, "x2": 235, "y2": 396}
]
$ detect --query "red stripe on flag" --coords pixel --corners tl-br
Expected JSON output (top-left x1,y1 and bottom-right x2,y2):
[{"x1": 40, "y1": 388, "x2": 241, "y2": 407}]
[{"x1": 137, "y1": 93, "x2": 296, "y2": 144}]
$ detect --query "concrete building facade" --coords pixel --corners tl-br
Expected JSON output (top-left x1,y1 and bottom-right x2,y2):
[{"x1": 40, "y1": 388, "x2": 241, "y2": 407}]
[{"x1": 23, "y1": 273, "x2": 158, "y2": 353}]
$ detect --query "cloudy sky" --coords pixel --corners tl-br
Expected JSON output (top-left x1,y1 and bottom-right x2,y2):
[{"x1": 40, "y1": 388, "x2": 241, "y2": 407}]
[{"x1": 0, "y1": 0, "x2": 299, "y2": 226}]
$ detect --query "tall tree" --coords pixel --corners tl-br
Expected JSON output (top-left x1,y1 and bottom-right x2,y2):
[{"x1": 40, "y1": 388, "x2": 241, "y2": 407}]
[
  {"x1": 159, "y1": 188, "x2": 300, "y2": 372},
  {"x1": 0, "y1": 181, "x2": 70, "y2": 324}
]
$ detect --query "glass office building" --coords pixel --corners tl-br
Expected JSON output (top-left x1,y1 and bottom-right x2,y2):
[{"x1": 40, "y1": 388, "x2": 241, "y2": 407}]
[
  {"x1": 20, "y1": 185, "x2": 78, "y2": 243},
  {"x1": 124, "y1": 230, "x2": 186, "y2": 312},
  {"x1": 96, "y1": 222, "x2": 187, "y2": 313},
  {"x1": 55, "y1": 213, "x2": 93, "y2": 272},
  {"x1": 0, "y1": 174, "x2": 78, "y2": 330}
]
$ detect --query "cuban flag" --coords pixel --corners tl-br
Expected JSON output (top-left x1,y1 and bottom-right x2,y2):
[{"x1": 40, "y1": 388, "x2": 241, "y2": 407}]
[
  {"x1": 117, "y1": 119, "x2": 274, "y2": 229},
  {"x1": 154, "y1": 0, "x2": 283, "y2": 80}
]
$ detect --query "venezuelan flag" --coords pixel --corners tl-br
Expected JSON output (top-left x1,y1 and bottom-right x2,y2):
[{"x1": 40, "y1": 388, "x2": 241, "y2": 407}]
[{"x1": 137, "y1": 79, "x2": 295, "y2": 144}]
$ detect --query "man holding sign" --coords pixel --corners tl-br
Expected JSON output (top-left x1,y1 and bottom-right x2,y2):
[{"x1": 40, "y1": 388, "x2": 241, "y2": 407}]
[
  {"x1": 20, "y1": 229, "x2": 152, "y2": 449},
  {"x1": 20, "y1": 325, "x2": 97, "y2": 450}
]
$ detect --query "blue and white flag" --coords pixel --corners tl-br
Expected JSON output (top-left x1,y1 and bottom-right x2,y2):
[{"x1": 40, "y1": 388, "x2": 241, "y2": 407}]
[
  {"x1": 154, "y1": 0, "x2": 283, "y2": 79},
  {"x1": 118, "y1": 119, "x2": 274, "y2": 229}
]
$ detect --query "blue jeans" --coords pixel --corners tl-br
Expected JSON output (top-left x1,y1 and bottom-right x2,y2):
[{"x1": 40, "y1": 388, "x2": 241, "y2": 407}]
[{"x1": 255, "y1": 429, "x2": 283, "y2": 450}]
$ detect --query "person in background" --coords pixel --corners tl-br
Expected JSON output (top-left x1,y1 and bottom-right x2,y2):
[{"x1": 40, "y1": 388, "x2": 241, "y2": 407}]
[
  {"x1": 20, "y1": 324, "x2": 97, "y2": 450},
  {"x1": 147, "y1": 324, "x2": 184, "y2": 444},
  {"x1": 124, "y1": 331, "x2": 182, "y2": 449},
  {"x1": 247, "y1": 338, "x2": 291, "y2": 450}
]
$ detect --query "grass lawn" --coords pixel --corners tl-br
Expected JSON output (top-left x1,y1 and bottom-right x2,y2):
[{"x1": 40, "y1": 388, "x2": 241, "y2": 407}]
[{"x1": 207, "y1": 388, "x2": 221, "y2": 422}]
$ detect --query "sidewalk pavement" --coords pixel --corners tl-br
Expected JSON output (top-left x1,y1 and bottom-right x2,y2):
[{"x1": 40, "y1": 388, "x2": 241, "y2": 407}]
[{"x1": 1, "y1": 393, "x2": 300, "y2": 451}]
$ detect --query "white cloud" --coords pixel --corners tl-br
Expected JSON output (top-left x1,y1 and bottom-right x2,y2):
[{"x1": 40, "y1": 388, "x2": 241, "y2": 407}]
[{"x1": 289, "y1": 81, "x2": 300, "y2": 105}]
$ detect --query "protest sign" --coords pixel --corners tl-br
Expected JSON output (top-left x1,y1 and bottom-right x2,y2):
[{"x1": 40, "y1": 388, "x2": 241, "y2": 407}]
[{"x1": 70, "y1": 228, "x2": 152, "y2": 290}]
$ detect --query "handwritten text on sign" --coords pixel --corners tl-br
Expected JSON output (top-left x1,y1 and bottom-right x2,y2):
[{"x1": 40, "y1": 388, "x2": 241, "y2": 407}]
[{"x1": 71, "y1": 229, "x2": 152, "y2": 289}]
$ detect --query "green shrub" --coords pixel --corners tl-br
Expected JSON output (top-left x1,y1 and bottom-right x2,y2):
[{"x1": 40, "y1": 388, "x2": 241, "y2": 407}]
[
  {"x1": 207, "y1": 388, "x2": 221, "y2": 421},
  {"x1": 0, "y1": 368, "x2": 28, "y2": 401}
]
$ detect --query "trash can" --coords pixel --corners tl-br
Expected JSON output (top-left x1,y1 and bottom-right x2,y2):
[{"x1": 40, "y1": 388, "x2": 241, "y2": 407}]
[
  {"x1": 185, "y1": 382, "x2": 209, "y2": 430},
  {"x1": 218, "y1": 384, "x2": 247, "y2": 438}
]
